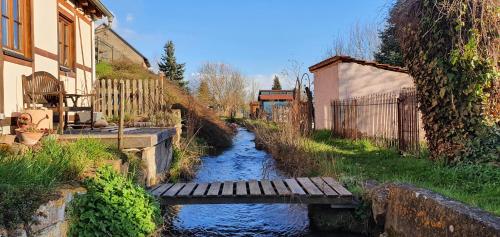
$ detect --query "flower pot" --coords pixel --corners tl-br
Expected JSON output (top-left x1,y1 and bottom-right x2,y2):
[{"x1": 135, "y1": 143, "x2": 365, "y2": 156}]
[
  {"x1": 15, "y1": 129, "x2": 44, "y2": 146},
  {"x1": 0, "y1": 135, "x2": 16, "y2": 145}
]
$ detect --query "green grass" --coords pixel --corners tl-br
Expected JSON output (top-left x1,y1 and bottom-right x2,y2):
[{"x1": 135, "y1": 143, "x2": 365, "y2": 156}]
[
  {"x1": 248, "y1": 120, "x2": 500, "y2": 216},
  {"x1": 0, "y1": 138, "x2": 123, "y2": 230},
  {"x1": 307, "y1": 130, "x2": 500, "y2": 216}
]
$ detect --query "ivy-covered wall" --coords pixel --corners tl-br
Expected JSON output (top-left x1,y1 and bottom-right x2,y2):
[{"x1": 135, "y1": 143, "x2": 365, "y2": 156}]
[{"x1": 393, "y1": 0, "x2": 499, "y2": 162}]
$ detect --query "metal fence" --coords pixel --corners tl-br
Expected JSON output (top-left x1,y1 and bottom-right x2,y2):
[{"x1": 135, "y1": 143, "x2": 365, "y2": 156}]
[{"x1": 331, "y1": 88, "x2": 424, "y2": 153}]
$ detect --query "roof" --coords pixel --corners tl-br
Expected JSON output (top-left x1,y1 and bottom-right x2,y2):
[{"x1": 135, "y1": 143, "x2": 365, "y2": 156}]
[
  {"x1": 258, "y1": 90, "x2": 295, "y2": 101},
  {"x1": 258, "y1": 90, "x2": 295, "y2": 93},
  {"x1": 95, "y1": 24, "x2": 151, "y2": 67},
  {"x1": 259, "y1": 94, "x2": 294, "y2": 101},
  {"x1": 78, "y1": 0, "x2": 113, "y2": 21},
  {"x1": 308, "y1": 55, "x2": 408, "y2": 73}
]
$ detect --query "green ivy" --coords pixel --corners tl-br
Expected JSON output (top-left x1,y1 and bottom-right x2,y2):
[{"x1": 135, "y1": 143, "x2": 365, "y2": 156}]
[
  {"x1": 68, "y1": 166, "x2": 162, "y2": 237},
  {"x1": 394, "y1": 0, "x2": 499, "y2": 163}
]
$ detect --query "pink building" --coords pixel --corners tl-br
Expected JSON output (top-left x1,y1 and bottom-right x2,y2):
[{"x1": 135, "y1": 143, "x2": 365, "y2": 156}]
[{"x1": 309, "y1": 56, "x2": 414, "y2": 130}]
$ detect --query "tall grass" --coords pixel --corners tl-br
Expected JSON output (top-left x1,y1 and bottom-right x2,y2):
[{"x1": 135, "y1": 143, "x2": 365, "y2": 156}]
[
  {"x1": 0, "y1": 138, "x2": 123, "y2": 231},
  {"x1": 168, "y1": 136, "x2": 206, "y2": 182},
  {"x1": 248, "y1": 120, "x2": 500, "y2": 216}
]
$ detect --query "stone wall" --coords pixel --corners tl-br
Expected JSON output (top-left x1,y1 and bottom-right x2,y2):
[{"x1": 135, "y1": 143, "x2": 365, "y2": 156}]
[
  {"x1": 0, "y1": 186, "x2": 85, "y2": 237},
  {"x1": 369, "y1": 183, "x2": 500, "y2": 237},
  {"x1": 309, "y1": 182, "x2": 500, "y2": 236}
]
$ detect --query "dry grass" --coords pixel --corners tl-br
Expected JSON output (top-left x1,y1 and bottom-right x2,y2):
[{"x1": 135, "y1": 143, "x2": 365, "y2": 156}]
[{"x1": 246, "y1": 120, "x2": 320, "y2": 177}]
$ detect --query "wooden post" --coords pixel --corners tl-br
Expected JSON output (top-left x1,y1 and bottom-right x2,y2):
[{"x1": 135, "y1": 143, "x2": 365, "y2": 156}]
[{"x1": 118, "y1": 80, "x2": 125, "y2": 150}]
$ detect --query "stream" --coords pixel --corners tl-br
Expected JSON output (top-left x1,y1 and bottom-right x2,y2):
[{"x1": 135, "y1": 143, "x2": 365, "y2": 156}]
[{"x1": 164, "y1": 128, "x2": 362, "y2": 236}]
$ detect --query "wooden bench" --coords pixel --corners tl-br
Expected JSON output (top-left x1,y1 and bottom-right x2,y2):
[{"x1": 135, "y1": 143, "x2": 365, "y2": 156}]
[
  {"x1": 150, "y1": 177, "x2": 355, "y2": 206},
  {"x1": 22, "y1": 71, "x2": 94, "y2": 133},
  {"x1": 22, "y1": 71, "x2": 65, "y2": 133}
]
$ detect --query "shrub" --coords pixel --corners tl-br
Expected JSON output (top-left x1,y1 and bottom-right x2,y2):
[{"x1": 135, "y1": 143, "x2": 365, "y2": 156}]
[{"x1": 69, "y1": 166, "x2": 162, "y2": 237}]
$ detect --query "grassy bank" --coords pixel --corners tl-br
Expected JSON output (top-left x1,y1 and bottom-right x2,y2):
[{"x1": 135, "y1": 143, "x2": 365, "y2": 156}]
[{"x1": 246, "y1": 120, "x2": 500, "y2": 216}]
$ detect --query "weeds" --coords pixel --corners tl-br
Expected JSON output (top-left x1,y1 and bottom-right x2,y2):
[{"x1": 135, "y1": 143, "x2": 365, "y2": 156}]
[{"x1": 168, "y1": 136, "x2": 206, "y2": 182}]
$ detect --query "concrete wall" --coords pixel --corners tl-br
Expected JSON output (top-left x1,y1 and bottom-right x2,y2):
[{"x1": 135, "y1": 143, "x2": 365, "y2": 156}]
[
  {"x1": 313, "y1": 63, "x2": 339, "y2": 130},
  {"x1": 1, "y1": 0, "x2": 96, "y2": 134}
]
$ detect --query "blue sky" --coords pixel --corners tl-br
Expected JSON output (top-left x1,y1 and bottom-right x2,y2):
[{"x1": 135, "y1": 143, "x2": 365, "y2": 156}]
[{"x1": 99, "y1": 0, "x2": 393, "y2": 89}]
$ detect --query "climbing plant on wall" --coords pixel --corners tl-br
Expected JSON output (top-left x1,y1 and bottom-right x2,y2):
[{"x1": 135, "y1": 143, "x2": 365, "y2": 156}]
[{"x1": 392, "y1": 0, "x2": 499, "y2": 163}]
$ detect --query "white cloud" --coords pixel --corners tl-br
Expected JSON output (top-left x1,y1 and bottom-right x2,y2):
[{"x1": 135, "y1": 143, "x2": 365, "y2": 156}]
[{"x1": 126, "y1": 14, "x2": 134, "y2": 23}]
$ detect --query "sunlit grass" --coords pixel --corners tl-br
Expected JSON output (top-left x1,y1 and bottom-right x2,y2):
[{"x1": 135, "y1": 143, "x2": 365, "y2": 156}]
[{"x1": 249, "y1": 121, "x2": 500, "y2": 216}]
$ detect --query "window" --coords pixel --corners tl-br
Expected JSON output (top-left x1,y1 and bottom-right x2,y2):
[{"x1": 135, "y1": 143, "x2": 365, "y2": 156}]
[
  {"x1": 1, "y1": 0, "x2": 31, "y2": 56},
  {"x1": 58, "y1": 14, "x2": 74, "y2": 69}
]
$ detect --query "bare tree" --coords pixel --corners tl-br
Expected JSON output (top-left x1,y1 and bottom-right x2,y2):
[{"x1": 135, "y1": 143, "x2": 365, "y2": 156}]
[
  {"x1": 247, "y1": 78, "x2": 260, "y2": 102},
  {"x1": 326, "y1": 21, "x2": 381, "y2": 60},
  {"x1": 198, "y1": 62, "x2": 247, "y2": 118}
]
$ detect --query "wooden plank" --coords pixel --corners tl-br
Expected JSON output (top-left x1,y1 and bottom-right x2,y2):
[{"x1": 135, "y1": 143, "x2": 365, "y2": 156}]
[
  {"x1": 131, "y1": 79, "x2": 137, "y2": 115},
  {"x1": 106, "y1": 79, "x2": 112, "y2": 117},
  {"x1": 192, "y1": 183, "x2": 209, "y2": 196},
  {"x1": 149, "y1": 79, "x2": 155, "y2": 112},
  {"x1": 236, "y1": 181, "x2": 247, "y2": 196},
  {"x1": 222, "y1": 181, "x2": 234, "y2": 196},
  {"x1": 207, "y1": 182, "x2": 222, "y2": 196},
  {"x1": 163, "y1": 183, "x2": 186, "y2": 197},
  {"x1": 248, "y1": 180, "x2": 261, "y2": 196},
  {"x1": 322, "y1": 177, "x2": 351, "y2": 197},
  {"x1": 151, "y1": 183, "x2": 173, "y2": 196},
  {"x1": 296, "y1": 177, "x2": 323, "y2": 196},
  {"x1": 272, "y1": 180, "x2": 291, "y2": 196},
  {"x1": 260, "y1": 180, "x2": 276, "y2": 196},
  {"x1": 177, "y1": 183, "x2": 197, "y2": 197},
  {"x1": 310, "y1": 177, "x2": 338, "y2": 197},
  {"x1": 112, "y1": 79, "x2": 119, "y2": 117},
  {"x1": 125, "y1": 79, "x2": 130, "y2": 115},
  {"x1": 138, "y1": 80, "x2": 143, "y2": 115},
  {"x1": 284, "y1": 178, "x2": 306, "y2": 195}
]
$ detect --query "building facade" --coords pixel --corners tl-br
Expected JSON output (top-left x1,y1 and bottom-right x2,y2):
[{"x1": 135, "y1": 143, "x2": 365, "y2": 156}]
[
  {"x1": 95, "y1": 24, "x2": 150, "y2": 68},
  {"x1": 309, "y1": 56, "x2": 414, "y2": 130},
  {"x1": 0, "y1": 0, "x2": 112, "y2": 134}
]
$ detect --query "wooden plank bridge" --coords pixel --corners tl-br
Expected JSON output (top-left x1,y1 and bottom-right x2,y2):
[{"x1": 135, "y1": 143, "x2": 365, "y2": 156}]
[{"x1": 150, "y1": 177, "x2": 355, "y2": 206}]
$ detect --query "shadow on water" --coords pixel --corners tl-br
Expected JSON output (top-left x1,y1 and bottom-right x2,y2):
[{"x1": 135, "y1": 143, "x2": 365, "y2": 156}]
[{"x1": 162, "y1": 128, "x2": 365, "y2": 237}]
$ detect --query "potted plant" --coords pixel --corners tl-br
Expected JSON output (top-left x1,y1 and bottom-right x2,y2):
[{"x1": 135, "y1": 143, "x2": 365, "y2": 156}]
[{"x1": 15, "y1": 113, "x2": 47, "y2": 146}]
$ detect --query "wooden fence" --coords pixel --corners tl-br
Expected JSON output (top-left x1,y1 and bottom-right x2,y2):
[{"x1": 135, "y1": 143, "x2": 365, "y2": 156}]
[
  {"x1": 331, "y1": 89, "x2": 424, "y2": 153},
  {"x1": 94, "y1": 78, "x2": 168, "y2": 119}
]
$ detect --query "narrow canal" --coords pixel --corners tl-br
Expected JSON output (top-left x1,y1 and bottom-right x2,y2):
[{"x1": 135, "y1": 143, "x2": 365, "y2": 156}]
[{"x1": 165, "y1": 128, "x2": 362, "y2": 237}]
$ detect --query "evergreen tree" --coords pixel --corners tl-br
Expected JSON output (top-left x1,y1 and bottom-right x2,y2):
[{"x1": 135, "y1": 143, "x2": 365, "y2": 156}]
[
  {"x1": 374, "y1": 23, "x2": 404, "y2": 67},
  {"x1": 158, "y1": 40, "x2": 187, "y2": 87},
  {"x1": 197, "y1": 80, "x2": 211, "y2": 105},
  {"x1": 272, "y1": 76, "x2": 282, "y2": 90}
]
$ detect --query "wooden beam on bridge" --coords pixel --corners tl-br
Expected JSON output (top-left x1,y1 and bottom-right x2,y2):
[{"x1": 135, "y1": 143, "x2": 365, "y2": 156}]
[{"x1": 150, "y1": 177, "x2": 355, "y2": 206}]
